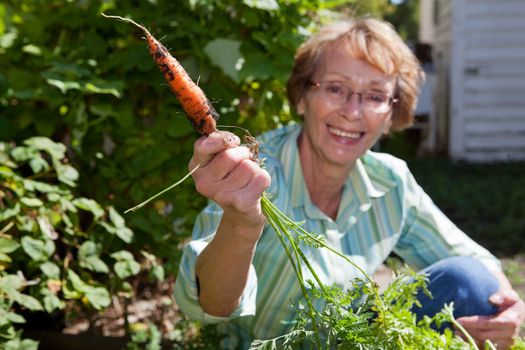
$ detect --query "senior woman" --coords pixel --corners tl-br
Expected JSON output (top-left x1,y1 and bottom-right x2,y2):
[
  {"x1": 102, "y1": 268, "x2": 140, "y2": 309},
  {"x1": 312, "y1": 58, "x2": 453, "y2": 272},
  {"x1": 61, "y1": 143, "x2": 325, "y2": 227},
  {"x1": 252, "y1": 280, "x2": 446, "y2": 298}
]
[{"x1": 174, "y1": 18, "x2": 524, "y2": 349}]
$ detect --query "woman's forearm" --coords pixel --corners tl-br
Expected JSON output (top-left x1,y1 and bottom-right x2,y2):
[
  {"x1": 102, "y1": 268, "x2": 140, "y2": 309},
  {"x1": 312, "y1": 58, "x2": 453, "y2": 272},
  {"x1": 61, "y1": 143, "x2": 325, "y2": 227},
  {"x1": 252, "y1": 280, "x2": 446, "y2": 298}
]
[{"x1": 195, "y1": 210, "x2": 264, "y2": 316}]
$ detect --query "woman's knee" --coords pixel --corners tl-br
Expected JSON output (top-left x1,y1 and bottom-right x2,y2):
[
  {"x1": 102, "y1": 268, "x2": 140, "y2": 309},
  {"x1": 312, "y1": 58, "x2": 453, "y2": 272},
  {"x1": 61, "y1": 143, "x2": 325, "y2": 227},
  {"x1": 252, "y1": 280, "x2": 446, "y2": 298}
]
[{"x1": 423, "y1": 256, "x2": 500, "y2": 317}]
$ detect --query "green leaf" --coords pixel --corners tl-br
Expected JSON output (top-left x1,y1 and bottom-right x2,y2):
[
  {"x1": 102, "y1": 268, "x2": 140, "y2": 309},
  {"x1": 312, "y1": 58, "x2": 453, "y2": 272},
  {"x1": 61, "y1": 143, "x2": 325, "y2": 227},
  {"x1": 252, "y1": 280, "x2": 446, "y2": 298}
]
[
  {"x1": 10, "y1": 146, "x2": 38, "y2": 162},
  {"x1": 108, "y1": 206, "x2": 125, "y2": 228},
  {"x1": 23, "y1": 179, "x2": 66, "y2": 194},
  {"x1": 0, "y1": 165, "x2": 16, "y2": 177},
  {"x1": 0, "y1": 31, "x2": 17, "y2": 49},
  {"x1": 6, "y1": 312, "x2": 26, "y2": 324},
  {"x1": 67, "y1": 270, "x2": 87, "y2": 292},
  {"x1": 43, "y1": 293, "x2": 65, "y2": 313},
  {"x1": 111, "y1": 250, "x2": 134, "y2": 261},
  {"x1": 21, "y1": 236, "x2": 55, "y2": 261},
  {"x1": 151, "y1": 265, "x2": 165, "y2": 282},
  {"x1": 45, "y1": 79, "x2": 122, "y2": 98},
  {"x1": 78, "y1": 240, "x2": 99, "y2": 257},
  {"x1": 84, "y1": 285, "x2": 111, "y2": 310},
  {"x1": 82, "y1": 256, "x2": 110, "y2": 273},
  {"x1": 16, "y1": 215, "x2": 36, "y2": 233},
  {"x1": 40, "y1": 261, "x2": 60, "y2": 279},
  {"x1": 0, "y1": 204, "x2": 20, "y2": 221},
  {"x1": 112, "y1": 250, "x2": 141, "y2": 278},
  {"x1": 20, "y1": 197, "x2": 44, "y2": 207},
  {"x1": 53, "y1": 160, "x2": 79, "y2": 187},
  {"x1": 4, "y1": 338, "x2": 40, "y2": 350},
  {"x1": 0, "y1": 274, "x2": 23, "y2": 290},
  {"x1": 203, "y1": 38, "x2": 242, "y2": 82},
  {"x1": 24, "y1": 137, "x2": 66, "y2": 160},
  {"x1": 84, "y1": 82, "x2": 122, "y2": 98},
  {"x1": 79, "y1": 241, "x2": 109, "y2": 273},
  {"x1": 13, "y1": 293, "x2": 43, "y2": 311},
  {"x1": 62, "y1": 283, "x2": 82, "y2": 300},
  {"x1": 19, "y1": 339, "x2": 40, "y2": 350},
  {"x1": 243, "y1": 0, "x2": 279, "y2": 11},
  {"x1": 0, "y1": 238, "x2": 20, "y2": 254},
  {"x1": 72, "y1": 198, "x2": 104, "y2": 219},
  {"x1": 46, "y1": 78, "x2": 81, "y2": 94},
  {"x1": 102, "y1": 209, "x2": 133, "y2": 243},
  {"x1": 116, "y1": 227, "x2": 133, "y2": 244},
  {"x1": 99, "y1": 221, "x2": 116, "y2": 234},
  {"x1": 114, "y1": 260, "x2": 141, "y2": 279},
  {"x1": 28, "y1": 156, "x2": 49, "y2": 173},
  {"x1": 22, "y1": 44, "x2": 42, "y2": 56},
  {"x1": 0, "y1": 252, "x2": 12, "y2": 262}
]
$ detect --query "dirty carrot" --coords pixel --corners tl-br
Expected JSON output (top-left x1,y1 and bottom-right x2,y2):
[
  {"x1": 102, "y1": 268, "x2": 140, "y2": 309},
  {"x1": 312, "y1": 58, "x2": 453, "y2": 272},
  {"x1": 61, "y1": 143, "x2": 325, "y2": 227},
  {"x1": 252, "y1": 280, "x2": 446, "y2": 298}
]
[{"x1": 102, "y1": 13, "x2": 219, "y2": 136}]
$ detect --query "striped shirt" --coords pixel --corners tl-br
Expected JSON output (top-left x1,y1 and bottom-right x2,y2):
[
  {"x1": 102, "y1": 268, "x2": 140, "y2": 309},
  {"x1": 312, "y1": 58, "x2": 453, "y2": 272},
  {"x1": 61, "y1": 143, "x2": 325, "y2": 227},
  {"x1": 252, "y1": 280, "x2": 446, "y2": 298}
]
[{"x1": 174, "y1": 123, "x2": 500, "y2": 349}]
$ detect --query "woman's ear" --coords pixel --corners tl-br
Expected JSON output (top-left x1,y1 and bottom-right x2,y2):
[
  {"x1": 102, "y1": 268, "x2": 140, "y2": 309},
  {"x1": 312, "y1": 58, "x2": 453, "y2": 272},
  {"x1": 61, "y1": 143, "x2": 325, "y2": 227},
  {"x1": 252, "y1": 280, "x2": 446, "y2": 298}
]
[
  {"x1": 383, "y1": 117, "x2": 393, "y2": 135},
  {"x1": 296, "y1": 98, "x2": 305, "y2": 117}
]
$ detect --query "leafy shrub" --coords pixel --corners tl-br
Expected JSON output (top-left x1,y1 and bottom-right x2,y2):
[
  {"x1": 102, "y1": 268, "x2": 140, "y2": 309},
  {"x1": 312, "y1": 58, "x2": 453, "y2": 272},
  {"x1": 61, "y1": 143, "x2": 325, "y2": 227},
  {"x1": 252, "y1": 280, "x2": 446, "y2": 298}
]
[
  {"x1": 0, "y1": 137, "x2": 162, "y2": 346},
  {"x1": 0, "y1": 0, "x2": 337, "y2": 278}
]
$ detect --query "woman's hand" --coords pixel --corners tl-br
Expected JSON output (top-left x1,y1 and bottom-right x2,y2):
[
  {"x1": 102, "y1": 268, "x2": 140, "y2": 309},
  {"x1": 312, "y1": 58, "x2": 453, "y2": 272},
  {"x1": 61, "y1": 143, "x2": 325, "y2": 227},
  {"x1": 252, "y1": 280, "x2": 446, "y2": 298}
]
[
  {"x1": 189, "y1": 131, "x2": 271, "y2": 229},
  {"x1": 190, "y1": 131, "x2": 271, "y2": 316},
  {"x1": 456, "y1": 289, "x2": 525, "y2": 349}
]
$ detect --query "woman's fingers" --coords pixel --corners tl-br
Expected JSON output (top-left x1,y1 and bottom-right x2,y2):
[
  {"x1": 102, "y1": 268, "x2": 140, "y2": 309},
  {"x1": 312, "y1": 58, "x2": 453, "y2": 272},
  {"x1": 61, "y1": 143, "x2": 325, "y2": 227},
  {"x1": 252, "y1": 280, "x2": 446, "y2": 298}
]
[
  {"x1": 457, "y1": 307, "x2": 523, "y2": 350},
  {"x1": 216, "y1": 159, "x2": 271, "y2": 211},
  {"x1": 189, "y1": 130, "x2": 269, "y2": 214},
  {"x1": 189, "y1": 130, "x2": 240, "y2": 170},
  {"x1": 205, "y1": 147, "x2": 253, "y2": 181},
  {"x1": 193, "y1": 147, "x2": 253, "y2": 196}
]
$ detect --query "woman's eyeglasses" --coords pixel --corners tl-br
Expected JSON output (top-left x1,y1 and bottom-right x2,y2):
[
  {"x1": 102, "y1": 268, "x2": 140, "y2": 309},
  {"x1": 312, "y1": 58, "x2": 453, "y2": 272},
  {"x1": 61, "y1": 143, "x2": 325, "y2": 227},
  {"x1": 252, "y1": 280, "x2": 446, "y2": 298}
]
[{"x1": 310, "y1": 81, "x2": 398, "y2": 114}]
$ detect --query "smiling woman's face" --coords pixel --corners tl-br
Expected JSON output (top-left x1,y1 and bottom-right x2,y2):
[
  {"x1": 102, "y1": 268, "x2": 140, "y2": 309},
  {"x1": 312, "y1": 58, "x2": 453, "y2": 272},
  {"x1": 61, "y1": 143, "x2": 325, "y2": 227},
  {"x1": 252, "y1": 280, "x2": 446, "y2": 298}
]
[{"x1": 297, "y1": 44, "x2": 397, "y2": 171}]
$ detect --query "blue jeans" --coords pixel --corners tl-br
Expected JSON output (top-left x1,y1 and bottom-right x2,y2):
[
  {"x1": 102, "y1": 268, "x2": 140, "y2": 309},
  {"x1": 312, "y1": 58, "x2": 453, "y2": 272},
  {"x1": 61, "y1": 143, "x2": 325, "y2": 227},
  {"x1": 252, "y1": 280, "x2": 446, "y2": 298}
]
[{"x1": 412, "y1": 256, "x2": 500, "y2": 321}]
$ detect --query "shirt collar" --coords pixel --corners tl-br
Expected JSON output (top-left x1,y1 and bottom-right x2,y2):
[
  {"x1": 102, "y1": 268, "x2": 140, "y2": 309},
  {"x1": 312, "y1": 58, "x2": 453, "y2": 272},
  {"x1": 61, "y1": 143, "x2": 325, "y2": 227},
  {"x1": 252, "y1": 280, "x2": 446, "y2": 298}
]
[{"x1": 279, "y1": 125, "x2": 396, "y2": 213}]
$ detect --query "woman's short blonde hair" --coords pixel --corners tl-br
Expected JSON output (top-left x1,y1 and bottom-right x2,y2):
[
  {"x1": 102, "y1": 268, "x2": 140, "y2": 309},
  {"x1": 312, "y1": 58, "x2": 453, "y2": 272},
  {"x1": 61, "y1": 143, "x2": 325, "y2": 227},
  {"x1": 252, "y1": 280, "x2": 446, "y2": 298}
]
[{"x1": 286, "y1": 18, "x2": 424, "y2": 131}]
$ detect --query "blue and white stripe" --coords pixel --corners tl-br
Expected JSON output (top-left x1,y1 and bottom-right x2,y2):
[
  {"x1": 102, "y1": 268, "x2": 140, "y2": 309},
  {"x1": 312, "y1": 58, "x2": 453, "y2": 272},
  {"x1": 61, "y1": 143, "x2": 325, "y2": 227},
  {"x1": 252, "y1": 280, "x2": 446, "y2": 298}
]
[{"x1": 174, "y1": 123, "x2": 500, "y2": 349}]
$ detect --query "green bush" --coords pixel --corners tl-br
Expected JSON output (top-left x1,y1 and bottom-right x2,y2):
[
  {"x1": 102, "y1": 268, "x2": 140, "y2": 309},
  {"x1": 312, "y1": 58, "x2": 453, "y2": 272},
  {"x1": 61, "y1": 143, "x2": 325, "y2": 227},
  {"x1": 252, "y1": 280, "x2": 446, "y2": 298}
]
[
  {"x1": 0, "y1": 0, "x2": 340, "y2": 277},
  {"x1": 0, "y1": 0, "x2": 352, "y2": 346},
  {"x1": 0, "y1": 137, "x2": 165, "y2": 347},
  {"x1": 0, "y1": 0, "x2": 413, "y2": 278}
]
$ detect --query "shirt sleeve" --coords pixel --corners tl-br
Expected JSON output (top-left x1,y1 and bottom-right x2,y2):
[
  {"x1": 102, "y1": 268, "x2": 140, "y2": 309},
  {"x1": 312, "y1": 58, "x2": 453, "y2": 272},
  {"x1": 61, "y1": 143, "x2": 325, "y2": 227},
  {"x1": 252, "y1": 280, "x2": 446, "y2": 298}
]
[
  {"x1": 173, "y1": 202, "x2": 258, "y2": 323},
  {"x1": 393, "y1": 166, "x2": 501, "y2": 272}
]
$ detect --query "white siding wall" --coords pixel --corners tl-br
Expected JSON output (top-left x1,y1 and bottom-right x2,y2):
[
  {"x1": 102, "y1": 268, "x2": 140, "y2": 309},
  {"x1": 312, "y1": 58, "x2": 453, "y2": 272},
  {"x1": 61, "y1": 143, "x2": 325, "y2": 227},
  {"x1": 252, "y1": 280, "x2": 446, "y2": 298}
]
[{"x1": 450, "y1": 0, "x2": 525, "y2": 161}]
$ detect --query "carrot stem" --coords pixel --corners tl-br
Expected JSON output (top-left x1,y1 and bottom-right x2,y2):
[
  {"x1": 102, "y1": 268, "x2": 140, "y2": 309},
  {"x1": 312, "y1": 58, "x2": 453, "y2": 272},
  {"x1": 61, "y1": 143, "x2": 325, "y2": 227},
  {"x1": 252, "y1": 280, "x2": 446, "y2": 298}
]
[
  {"x1": 101, "y1": 13, "x2": 149, "y2": 33},
  {"x1": 124, "y1": 164, "x2": 200, "y2": 214}
]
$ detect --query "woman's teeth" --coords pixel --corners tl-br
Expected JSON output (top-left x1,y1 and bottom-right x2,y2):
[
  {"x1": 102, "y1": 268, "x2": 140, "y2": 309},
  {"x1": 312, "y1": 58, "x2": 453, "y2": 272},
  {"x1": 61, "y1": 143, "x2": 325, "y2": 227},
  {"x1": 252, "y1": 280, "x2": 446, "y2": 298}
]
[{"x1": 329, "y1": 127, "x2": 362, "y2": 139}]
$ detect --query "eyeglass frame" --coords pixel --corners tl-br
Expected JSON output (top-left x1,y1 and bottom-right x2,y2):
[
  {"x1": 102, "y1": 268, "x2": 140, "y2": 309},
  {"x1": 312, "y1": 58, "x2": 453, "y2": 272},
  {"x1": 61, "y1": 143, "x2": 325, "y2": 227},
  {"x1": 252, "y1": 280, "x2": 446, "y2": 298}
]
[{"x1": 308, "y1": 80, "x2": 399, "y2": 113}]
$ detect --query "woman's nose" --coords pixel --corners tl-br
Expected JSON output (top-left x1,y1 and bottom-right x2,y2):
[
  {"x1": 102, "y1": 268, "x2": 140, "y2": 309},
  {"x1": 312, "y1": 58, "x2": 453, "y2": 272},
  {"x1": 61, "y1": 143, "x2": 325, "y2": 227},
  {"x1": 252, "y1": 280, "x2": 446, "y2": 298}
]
[{"x1": 339, "y1": 93, "x2": 363, "y2": 120}]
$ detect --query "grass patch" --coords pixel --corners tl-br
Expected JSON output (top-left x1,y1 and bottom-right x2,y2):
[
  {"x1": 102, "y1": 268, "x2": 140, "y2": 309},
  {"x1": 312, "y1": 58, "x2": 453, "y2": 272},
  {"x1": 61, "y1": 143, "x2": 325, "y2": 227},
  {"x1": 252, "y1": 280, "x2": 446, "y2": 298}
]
[
  {"x1": 380, "y1": 131, "x2": 525, "y2": 256},
  {"x1": 405, "y1": 157, "x2": 525, "y2": 256}
]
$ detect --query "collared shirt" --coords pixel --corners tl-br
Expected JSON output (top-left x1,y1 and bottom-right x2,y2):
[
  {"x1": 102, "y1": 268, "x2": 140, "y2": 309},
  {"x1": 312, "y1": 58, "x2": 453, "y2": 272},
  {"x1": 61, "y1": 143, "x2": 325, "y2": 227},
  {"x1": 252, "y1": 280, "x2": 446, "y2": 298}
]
[{"x1": 174, "y1": 123, "x2": 500, "y2": 349}]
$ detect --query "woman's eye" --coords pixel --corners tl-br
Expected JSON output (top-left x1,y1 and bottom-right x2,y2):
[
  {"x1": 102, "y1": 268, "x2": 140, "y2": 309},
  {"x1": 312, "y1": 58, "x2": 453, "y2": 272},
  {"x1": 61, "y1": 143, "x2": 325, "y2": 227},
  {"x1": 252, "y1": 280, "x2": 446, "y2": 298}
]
[
  {"x1": 365, "y1": 93, "x2": 387, "y2": 103},
  {"x1": 326, "y1": 83, "x2": 344, "y2": 94}
]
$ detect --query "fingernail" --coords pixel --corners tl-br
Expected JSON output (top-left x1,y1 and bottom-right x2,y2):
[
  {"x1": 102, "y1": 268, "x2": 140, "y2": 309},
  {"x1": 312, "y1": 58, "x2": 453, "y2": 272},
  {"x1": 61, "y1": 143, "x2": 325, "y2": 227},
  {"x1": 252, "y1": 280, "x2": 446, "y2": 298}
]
[{"x1": 490, "y1": 294, "x2": 502, "y2": 304}]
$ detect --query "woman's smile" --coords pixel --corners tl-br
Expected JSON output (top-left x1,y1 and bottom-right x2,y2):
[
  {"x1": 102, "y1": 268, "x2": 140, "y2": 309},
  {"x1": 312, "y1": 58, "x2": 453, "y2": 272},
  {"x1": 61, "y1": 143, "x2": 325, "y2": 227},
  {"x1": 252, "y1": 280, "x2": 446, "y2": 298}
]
[{"x1": 327, "y1": 125, "x2": 364, "y2": 143}]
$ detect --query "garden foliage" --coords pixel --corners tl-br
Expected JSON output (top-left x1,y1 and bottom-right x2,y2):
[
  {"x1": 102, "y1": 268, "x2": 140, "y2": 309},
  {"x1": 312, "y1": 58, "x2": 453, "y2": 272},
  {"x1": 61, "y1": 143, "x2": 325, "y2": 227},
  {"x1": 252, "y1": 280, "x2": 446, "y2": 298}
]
[
  {"x1": 0, "y1": 0, "x2": 357, "y2": 346},
  {"x1": 0, "y1": 0, "x2": 345, "y2": 277},
  {"x1": 0, "y1": 137, "x2": 162, "y2": 347}
]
